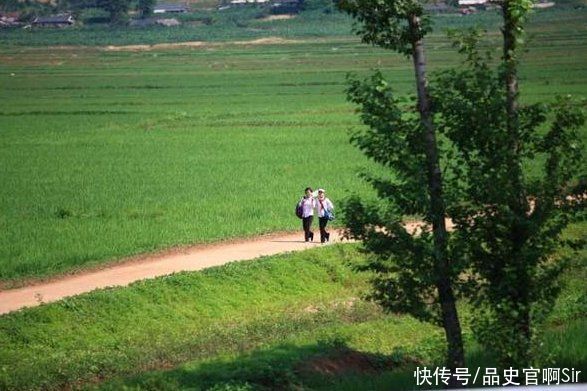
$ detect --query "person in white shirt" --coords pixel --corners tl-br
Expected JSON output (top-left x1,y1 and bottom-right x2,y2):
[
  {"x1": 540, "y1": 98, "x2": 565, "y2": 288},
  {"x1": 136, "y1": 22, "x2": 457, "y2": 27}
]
[
  {"x1": 315, "y1": 188, "x2": 334, "y2": 243},
  {"x1": 298, "y1": 187, "x2": 316, "y2": 242}
]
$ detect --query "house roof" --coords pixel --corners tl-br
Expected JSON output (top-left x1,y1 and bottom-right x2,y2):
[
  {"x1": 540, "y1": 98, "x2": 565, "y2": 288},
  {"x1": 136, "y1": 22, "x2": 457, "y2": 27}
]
[
  {"x1": 230, "y1": 0, "x2": 270, "y2": 3},
  {"x1": 272, "y1": 0, "x2": 302, "y2": 4},
  {"x1": 0, "y1": 12, "x2": 21, "y2": 19},
  {"x1": 153, "y1": 4, "x2": 189, "y2": 11},
  {"x1": 458, "y1": 0, "x2": 487, "y2": 5},
  {"x1": 33, "y1": 15, "x2": 74, "y2": 24}
]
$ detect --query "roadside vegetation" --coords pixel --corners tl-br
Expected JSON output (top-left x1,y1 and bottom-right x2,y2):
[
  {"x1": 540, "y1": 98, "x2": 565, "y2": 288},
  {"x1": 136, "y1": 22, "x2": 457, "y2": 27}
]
[
  {"x1": 0, "y1": 242, "x2": 584, "y2": 390},
  {"x1": 0, "y1": 245, "x2": 430, "y2": 390}
]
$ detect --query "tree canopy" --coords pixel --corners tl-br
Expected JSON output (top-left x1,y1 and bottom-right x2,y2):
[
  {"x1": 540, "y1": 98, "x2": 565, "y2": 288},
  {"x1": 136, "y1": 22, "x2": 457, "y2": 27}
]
[{"x1": 340, "y1": 0, "x2": 585, "y2": 375}]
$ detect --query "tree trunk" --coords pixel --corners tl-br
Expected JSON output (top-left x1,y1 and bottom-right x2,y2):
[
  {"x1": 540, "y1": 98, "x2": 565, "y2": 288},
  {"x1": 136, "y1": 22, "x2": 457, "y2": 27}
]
[
  {"x1": 502, "y1": 0, "x2": 525, "y2": 203},
  {"x1": 502, "y1": 0, "x2": 531, "y2": 366},
  {"x1": 408, "y1": 14, "x2": 465, "y2": 384},
  {"x1": 502, "y1": 1, "x2": 518, "y2": 135}
]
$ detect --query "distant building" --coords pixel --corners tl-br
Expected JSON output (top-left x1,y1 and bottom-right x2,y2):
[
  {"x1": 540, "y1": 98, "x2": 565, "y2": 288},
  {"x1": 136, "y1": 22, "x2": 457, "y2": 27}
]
[
  {"x1": 229, "y1": 0, "x2": 270, "y2": 5},
  {"x1": 156, "y1": 18, "x2": 181, "y2": 26},
  {"x1": 532, "y1": 1, "x2": 555, "y2": 8},
  {"x1": 220, "y1": 0, "x2": 302, "y2": 12},
  {"x1": 0, "y1": 12, "x2": 22, "y2": 28},
  {"x1": 32, "y1": 14, "x2": 75, "y2": 27},
  {"x1": 458, "y1": 0, "x2": 487, "y2": 5},
  {"x1": 271, "y1": 0, "x2": 303, "y2": 14},
  {"x1": 153, "y1": 4, "x2": 189, "y2": 13},
  {"x1": 458, "y1": 0, "x2": 487, "y2": 14}
]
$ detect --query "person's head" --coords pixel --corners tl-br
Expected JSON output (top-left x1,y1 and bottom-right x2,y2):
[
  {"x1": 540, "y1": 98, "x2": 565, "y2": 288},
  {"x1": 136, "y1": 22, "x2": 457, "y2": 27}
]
[
  {"x1": 304, "y1": 187, "x2": 313, "y2": 197},
  {"x1": 317, "y1": 188, "x2": 325, "y2": 198}
]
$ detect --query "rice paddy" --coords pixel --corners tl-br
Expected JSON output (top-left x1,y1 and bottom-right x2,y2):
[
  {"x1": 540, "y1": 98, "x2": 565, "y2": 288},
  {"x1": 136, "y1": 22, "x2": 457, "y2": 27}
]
[{"x1": 0, "y1": 7, "x2": 585, "y2": 282}]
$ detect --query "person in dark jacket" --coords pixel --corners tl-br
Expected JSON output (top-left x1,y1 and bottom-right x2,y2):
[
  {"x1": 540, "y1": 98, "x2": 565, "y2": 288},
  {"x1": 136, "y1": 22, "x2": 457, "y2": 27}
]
[{"x1": 298, "y1": 187, "x2": 316, "y2": 242}]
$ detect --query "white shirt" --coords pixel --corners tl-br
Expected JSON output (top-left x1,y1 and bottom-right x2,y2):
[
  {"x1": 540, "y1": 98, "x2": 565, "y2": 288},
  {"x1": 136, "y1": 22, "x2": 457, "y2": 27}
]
[
  {"x1": 316, "y1": 197, "x2": 334, "y2": 218},
  {"x1": 300, "y1": 196, "x2": 316, "y2": 218}
]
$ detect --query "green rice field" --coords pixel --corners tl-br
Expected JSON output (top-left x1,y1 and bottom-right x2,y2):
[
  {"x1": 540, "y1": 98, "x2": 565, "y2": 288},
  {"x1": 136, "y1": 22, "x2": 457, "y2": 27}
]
[{"x1": 1, "y1": 7, "x2": 586, "y2": 282}]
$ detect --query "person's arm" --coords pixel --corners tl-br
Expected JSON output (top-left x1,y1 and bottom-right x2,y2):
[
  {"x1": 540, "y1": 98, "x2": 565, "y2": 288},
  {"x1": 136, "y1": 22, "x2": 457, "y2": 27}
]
[{"x1": 327, "y1": 199, "x2": 334, "y2": 210}]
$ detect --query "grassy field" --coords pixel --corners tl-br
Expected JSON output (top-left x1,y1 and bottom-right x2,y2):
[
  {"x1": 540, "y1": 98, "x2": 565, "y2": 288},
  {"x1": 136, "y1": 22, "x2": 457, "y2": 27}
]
[
  {"x1": 1, "y1": 8, "x2": 586, "y2": 283},
  {"x1": 0, "y1": 243, "x2": 584, "y2": 390},
  {"x1": 0, "y1": 4, "x2": 585, "y2": 391}
]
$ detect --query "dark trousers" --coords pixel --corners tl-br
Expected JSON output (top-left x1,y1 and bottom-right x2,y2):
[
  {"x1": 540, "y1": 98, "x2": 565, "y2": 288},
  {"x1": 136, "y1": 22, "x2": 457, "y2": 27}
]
[
  {"x1": 302, "y1": 216, "x2": 313, "y2": 241},
  {"x1": 319, "y1": 217, "x2": 330, "y2": 243}
]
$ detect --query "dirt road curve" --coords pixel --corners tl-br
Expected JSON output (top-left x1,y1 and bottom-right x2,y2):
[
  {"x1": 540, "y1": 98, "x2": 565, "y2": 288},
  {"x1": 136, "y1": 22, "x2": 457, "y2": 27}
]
[{"x1": 0, "y1": 231, "x2": 346, "y2": 315}]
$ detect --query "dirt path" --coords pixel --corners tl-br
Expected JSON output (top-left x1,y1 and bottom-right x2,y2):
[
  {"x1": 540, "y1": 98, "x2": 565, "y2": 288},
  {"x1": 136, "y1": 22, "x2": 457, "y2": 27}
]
[
  {"x1": 0, "y1": 219, "x2": 452, "y2": 315},
  {"x1": 0, "y1": 231, "x2": 346, "y2": 315}
]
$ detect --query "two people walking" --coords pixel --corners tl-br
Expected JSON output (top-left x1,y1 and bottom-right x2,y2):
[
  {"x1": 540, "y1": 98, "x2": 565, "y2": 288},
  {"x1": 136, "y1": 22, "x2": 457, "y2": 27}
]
[{"x1": 297, "y1": 187, "x2": 334, "y2": 243}]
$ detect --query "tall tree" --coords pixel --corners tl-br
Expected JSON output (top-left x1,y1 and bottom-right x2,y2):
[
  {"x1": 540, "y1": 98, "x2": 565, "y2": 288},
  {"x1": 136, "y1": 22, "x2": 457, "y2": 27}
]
[
  {"x1": 338, "y1": 0, "x2": 465, "y2": 380},
  {"x1": 345, "y1": 0, "x2": 587, "y2": 372},
  {"x1": 340, "y1": 0, "x2": 585, "y2": 377},
  {"x1": 137, "y1": 0, "x2": 155, "y2": 18},
  {"x1": 97, "y1": 0, "x2": 129, "y2": 24},
  {"x1": 431, "y1": 28, "x2": 585, "y2": 367}
]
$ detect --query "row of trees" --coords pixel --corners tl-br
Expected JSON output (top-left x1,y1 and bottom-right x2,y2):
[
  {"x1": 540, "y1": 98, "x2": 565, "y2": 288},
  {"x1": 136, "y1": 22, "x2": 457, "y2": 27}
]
[
  {"x1": 0, "y1": 0, "x2": 157, "y2": 23},
  {"x1": 67, "y1": 0, "x2": 157, "y2": 22},
  {"x1": 338, "y1": 0, "x2": 584, "y2": 385}
]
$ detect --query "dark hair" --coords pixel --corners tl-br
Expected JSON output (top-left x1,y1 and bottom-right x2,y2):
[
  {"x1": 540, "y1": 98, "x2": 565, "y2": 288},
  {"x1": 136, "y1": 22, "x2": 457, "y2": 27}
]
[{"x1": 304, "y1": 187, "x2": 313, "y2": 192}]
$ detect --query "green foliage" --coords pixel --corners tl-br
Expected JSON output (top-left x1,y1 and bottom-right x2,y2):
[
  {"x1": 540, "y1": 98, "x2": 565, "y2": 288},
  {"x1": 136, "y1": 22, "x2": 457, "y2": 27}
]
[
  {"x1": 97, "y1": 0, "x2": 130, "y2": 23},
  {"x1": 337, "y1": 0, "x2": 431, "y2": 56},
  {"x1": 340, "y1": 0, "x2": 467, "y2": 378},
  {"x1": 431, "y1": 27, "x2": 585, "y2": 368},
  {"x1": 303, "y1": 0, "x2": 336, "y2": 12},
  {"x1": 0, "y1": 0, "x2": 55, "y2": 20},
  {"x1": 78, "y1": 7, "x2": 110, "y2": 24},
  {"x1": 60, "y1": 0, "x2": 98, "y2": 12},
  {"x1": 340, "y1": 0, "x2": 585, "y2": 373},
  {"x1": 344, "y1": 72, "x2": 448, "y2": 324},
  {"x1": 137, "y1": 0, "x2": 155, "y2": 18}
]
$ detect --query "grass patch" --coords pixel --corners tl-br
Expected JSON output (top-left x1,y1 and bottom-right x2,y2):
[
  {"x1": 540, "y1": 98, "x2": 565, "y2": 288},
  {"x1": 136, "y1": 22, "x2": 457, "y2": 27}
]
[
  {"x1": 93, "y1": 245, "x2": 586, "y2": 391},
  {"x1": 1, "y1": 239, "x2": 585, "y2": 390},
  {"x1": 0, "y1": 244, "x2": 389, "y2": 390}
]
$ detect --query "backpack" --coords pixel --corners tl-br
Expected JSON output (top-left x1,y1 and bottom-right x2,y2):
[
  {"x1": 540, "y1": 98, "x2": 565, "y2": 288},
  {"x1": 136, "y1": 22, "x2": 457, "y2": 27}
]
[
  {"x1": 295, "y1": 200, "x2": 304, "y2": 219},
  {"x1": 324, "y1": 208, "x2": 335, "y2": 221},
  {"x1": 319, "y1": 199, "x2": 335, "y2": 221}
]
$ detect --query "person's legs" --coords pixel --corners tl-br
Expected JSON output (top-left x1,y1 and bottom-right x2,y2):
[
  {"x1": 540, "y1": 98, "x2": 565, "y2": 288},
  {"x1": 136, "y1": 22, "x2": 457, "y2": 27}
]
[
  {"x1": 303, "y1": 216, "x2": 314, "y2": 241},
  {"x1": 319, "y1": 217, "x2": 328, "y2": 243}
]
